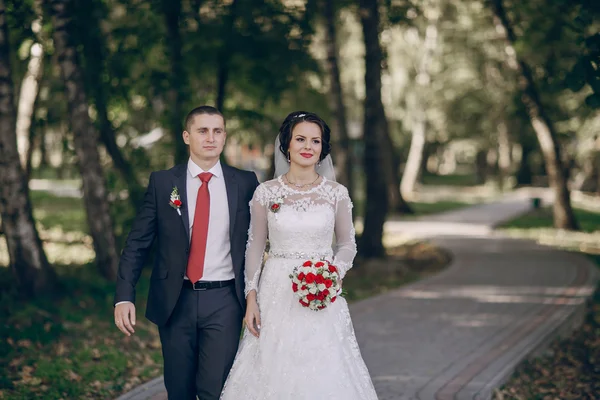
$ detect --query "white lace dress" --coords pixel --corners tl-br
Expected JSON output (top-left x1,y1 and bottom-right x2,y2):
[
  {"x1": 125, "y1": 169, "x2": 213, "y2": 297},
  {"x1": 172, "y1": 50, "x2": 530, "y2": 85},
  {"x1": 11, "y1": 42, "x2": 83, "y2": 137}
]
[{"x1": 220, "y1": 177, "x2": 378, "y2": 400}]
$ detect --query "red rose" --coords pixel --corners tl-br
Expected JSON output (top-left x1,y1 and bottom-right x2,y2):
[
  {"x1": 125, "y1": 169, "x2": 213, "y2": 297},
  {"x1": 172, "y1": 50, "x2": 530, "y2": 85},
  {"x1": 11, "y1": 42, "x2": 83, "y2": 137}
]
[
  {"x1": 315, "y1": 275, "x2": 325, "y2": 285},
  {"x1": 316, "y1": 292, "x2": 324, "y2": 301},
  {"x1": 306, "y1": 293, "x2": 316, "y2": 301},
  {"x1": 318, "y1": 305, "x2": 325, "y2": 310},
  {"x1": 173, "y1": 199, "x2": 182, "y2": 207},
  {"x1": 271, "y1": 204, "x2": 280, "y2": 211},
  {"x1": 325, "y1": 279, "x2": 333, "y2": 288},
  {"x1": 299, "y1": 300, "x2": 308, "y2": 307},
  {"x1": 292, "y1": 283, "x2": 298, "y2": 292},
  {"x1": 315, "y1": 261, "x2": 324, "y2": 267},
  {"x1": 298, "y1": 272, "x2": 305, "y2": 281},
  {"x1": 322, "y1": 289, "x2": 330, "y2": 297},
  {"x1": 303, "y1": 261, "x2": 312, "y2": 267},
  {"x1": 331, "y1": 296, "x2": 337, "y2": 303},
  {"x1": 305, "y1": 273, "x2": 316, "y2": 284},
  {"x1": 328, "y1": 265, "x2": 337, "y2": 273},
  {"x1": 301, "y1": 285, "x2": 307, "y2": 290}
]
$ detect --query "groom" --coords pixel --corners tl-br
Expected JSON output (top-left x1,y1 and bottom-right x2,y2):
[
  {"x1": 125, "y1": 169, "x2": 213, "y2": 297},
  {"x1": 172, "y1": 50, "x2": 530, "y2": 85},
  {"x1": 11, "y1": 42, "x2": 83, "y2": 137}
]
[{"x1": 114, "y1": 105, "x2": 259, "y2": 399}]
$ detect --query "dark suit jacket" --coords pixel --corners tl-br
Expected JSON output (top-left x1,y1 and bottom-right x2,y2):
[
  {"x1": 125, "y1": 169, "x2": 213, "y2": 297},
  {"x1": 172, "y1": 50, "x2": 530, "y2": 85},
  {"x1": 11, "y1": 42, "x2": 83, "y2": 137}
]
[{"x1": 114, "y1": 163, "x2": 259, "y2": 326}]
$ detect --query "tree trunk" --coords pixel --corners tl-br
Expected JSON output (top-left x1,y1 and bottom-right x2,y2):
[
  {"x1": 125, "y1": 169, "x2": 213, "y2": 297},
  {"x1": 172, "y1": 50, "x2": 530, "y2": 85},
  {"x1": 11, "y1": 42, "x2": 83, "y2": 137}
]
[
  {"x1": 497, "y1": 120, "x2": 511, "y2": 189},
  {"x1": 16, "y1": 9, "x2": 44, "y2": 169},
  {"x1": 323, "y1": 0, "x2": 354, "y2": 199},
  {"x1": 516, "y1": 141, "x2": 533, "y2": 185},
  {"x1": 162, "y1": 0, "x2": 188, "y2": 164},
  {"x1": 490, "y1": 0, "x2": 578, "y2": 230},
  {"x1": 216, "y1": 0, "x2": 239, "y2": 113},
  {"x1": 47, "y1": 0, "x2": 119, "y2": 279},
  {"x1": 96, "y1": 94, "x2": 144, "y2": 208},
  {"x1": 357, "y1": 0, "x2": 389, "y2": 258},
  {"x1": 401, "y1": 6, "x2": 439, "y2": 199},
  {"x1": 0, "y1": 0, "x2": 57, "y2": 296}
]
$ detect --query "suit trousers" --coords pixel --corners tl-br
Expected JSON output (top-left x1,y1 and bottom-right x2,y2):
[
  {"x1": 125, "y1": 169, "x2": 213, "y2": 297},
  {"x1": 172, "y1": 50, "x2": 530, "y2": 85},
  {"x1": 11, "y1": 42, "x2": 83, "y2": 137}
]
[{"x1": 158, "y1": 283, "x2": 243, "y2": 400}]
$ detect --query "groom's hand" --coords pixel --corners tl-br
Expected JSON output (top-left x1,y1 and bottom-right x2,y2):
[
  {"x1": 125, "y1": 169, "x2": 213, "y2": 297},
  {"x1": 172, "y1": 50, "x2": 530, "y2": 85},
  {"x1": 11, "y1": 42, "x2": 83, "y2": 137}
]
[{"x1": 114, "y1": 302, "x2": 136, "y2": 336}]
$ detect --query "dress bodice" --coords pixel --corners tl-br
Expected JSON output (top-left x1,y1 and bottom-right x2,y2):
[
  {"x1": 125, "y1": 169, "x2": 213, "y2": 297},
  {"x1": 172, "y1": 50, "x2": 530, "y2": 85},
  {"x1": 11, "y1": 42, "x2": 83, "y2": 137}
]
[{"x1": 244, "y1": 177, "x2": 356, "y2": 296}]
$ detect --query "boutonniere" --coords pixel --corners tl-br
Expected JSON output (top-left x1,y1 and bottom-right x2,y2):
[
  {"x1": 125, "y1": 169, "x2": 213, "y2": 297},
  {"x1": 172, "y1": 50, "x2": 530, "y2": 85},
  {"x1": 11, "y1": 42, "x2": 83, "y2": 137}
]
[
  {"x1": 170, "y1": 186, "x2": 183, "y2": 216},
  {"x1": 269, "y1": 197, "x2": 284, "y2": 213}
]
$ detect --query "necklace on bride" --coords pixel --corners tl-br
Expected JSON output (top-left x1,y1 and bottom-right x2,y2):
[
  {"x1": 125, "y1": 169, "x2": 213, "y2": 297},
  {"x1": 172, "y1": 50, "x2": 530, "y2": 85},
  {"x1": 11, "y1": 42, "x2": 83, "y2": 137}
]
[{"x1": 285, "y1": 173, "x2": 320, "y2": 189}]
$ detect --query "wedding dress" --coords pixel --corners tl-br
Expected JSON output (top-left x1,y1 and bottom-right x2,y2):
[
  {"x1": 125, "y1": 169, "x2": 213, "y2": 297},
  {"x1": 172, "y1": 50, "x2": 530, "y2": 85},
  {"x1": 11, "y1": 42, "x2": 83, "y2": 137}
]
[{"x1": 220, "y1": 176, "x2": 378, "y2": 400}]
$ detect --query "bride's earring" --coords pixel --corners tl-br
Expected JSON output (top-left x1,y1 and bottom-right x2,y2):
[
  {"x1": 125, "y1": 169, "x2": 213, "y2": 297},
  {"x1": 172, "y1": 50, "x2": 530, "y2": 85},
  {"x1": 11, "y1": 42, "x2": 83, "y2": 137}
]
[
  {"x1": 287, "y1": 152, "x2": 291, "y2": 163},
  {"x1": 317, "y1": 160, "x2": 321, "y2": 167}
]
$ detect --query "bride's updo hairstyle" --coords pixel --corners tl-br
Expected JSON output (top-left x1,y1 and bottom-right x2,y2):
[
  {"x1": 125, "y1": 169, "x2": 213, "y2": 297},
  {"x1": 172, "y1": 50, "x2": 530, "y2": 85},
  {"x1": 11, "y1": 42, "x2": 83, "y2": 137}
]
[{"x1": 278, "y1": 111, "x2": 332, "y2": 162}]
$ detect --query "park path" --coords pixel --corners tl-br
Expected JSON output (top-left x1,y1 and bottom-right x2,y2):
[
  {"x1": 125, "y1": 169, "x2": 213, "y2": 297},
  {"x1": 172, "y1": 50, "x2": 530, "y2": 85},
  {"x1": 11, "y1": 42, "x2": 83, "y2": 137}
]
[{"x1": 117, "y1": 195, "x2": 598, "y2": 400}]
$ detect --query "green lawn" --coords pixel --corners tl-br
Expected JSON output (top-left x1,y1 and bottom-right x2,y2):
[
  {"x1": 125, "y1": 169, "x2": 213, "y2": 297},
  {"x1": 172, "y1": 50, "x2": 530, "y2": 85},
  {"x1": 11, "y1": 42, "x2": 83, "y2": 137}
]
[
  {"x1": 0, "y1": 266, "x2": 162, "y2": 399},
  {"x1": 421, "y1": 172, "x2": 479, "y2": 187},
  {"x1": 30, "y1": 191, "x2": 87, "y2": 234},
  {"x1": 500, "y1": 206, "x2": 600, "y2": 233},
  {"x1": 409, "y1": 200, "x2": 471, "y2": 216}
]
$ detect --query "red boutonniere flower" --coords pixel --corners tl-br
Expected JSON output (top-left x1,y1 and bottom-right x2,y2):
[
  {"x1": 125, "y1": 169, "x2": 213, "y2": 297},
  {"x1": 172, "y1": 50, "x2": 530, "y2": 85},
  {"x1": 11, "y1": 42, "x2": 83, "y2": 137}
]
[{"x1": 170, "y1": 186, "x2": 183, "y2": 216}]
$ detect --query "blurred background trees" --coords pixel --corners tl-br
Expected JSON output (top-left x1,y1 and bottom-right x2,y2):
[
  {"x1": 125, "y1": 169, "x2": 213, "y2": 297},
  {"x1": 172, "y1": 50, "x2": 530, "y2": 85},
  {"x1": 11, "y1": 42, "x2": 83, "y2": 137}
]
[{"x1": 1, "y1": 0, "x2": 599, "y2": 294}]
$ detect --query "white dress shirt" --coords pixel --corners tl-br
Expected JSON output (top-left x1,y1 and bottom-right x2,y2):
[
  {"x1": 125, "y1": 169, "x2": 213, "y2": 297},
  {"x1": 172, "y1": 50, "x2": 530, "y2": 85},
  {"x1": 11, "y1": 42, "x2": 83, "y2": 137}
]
[{"x1": 186, "y1": 159, "x2": 234, "y2": 281}]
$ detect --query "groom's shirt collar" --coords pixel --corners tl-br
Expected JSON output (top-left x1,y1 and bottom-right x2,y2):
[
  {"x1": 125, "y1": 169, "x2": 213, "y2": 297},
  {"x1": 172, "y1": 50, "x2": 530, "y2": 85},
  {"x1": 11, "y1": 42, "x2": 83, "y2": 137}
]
[{"x1": 187, "y1": 159, "x2": 222, "y2": 179}]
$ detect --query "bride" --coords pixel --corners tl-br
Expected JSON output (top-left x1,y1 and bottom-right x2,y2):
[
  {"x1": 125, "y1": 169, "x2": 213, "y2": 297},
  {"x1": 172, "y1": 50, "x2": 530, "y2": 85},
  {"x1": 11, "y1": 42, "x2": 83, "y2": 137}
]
[{"x1": 220, "y1": 111, "x2": 378, "y2": 400}]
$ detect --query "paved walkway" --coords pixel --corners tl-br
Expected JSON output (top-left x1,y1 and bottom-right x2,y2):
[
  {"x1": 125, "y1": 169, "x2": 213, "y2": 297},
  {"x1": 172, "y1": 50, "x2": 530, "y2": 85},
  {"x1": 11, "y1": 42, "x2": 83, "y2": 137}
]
[{"x1": 117, "y1": 197, "x2": 598, "y2": 400}]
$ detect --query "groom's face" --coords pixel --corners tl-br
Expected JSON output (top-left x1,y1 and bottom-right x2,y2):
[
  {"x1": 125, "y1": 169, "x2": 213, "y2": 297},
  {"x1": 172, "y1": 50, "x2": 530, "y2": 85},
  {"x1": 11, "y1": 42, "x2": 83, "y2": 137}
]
[{"x1": 183, "y1": 114, "x2": 226, "y2": 163}]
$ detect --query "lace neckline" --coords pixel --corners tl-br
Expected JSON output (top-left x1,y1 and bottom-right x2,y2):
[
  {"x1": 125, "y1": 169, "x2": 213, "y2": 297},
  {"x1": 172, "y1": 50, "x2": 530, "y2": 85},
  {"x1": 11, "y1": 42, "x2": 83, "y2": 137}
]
[{"x1": 277, "y1": 174, "x2": 328, "y2": 194}]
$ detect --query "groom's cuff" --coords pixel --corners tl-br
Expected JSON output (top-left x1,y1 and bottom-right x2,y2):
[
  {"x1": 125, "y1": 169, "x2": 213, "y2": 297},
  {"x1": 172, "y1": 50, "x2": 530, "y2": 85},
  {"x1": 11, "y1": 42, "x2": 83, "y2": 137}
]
[{"x1": 115, "y1": 301, "x2": 133, "y2": 306}]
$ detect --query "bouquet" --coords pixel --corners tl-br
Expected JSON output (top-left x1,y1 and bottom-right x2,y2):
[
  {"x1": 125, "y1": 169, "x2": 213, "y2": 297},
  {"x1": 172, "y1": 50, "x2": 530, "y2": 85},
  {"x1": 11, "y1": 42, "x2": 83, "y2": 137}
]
[{"x1": 289, "y1": 259, "x2": 341, "y2": 311}]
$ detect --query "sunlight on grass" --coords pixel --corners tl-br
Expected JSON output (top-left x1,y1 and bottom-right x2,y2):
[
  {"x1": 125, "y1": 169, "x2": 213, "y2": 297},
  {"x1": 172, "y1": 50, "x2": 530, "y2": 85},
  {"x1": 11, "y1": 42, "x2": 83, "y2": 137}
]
[{"x1": 497, "y1": 207, "x2": 600, "y2": 254}]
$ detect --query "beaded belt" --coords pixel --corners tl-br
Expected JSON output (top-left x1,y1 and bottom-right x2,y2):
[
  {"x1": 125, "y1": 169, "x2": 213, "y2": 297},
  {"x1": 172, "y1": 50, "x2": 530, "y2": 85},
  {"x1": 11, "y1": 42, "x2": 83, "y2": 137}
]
[{"x1": 268, "y1": 250, "x2": 333, "y2": 260}]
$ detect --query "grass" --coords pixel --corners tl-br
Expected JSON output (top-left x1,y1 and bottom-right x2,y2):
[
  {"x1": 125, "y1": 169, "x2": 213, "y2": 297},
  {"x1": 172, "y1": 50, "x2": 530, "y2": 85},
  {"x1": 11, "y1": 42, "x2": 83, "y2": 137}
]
[
  {"x1": 420, "y1": 172, "x2": 479, "y2": 187},
  {"x1": 0, "y1": 191, "x2": 454, "y2": 399},
  {"x1": 0, "y1": 266, "x2": 162, "y2": 399},
  {"x1": 493, "y1": 208, "x2": 600, "y2": 399},
  {"x1": 500, "y1": 206, "x2": 600, "y2": 234},
  {"x1": 407, "y1": 200, "x2": 470, "y2": 216},
  {"x1": 29, "y1": 191, "x2": 87, "y2": 234}
]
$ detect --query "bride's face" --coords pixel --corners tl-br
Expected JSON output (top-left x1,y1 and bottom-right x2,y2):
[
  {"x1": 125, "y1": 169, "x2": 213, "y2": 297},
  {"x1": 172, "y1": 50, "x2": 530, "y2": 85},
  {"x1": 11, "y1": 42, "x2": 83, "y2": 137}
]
[{"x1": 288, "y1": 122, "x2": 322, "y2": 169}]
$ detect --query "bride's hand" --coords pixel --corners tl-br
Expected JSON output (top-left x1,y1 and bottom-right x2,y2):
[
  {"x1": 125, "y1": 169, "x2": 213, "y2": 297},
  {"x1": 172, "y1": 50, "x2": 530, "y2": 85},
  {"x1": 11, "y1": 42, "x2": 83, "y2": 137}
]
[{"x1": 244, "y1": 295, "x2": 261, "y2": 338}]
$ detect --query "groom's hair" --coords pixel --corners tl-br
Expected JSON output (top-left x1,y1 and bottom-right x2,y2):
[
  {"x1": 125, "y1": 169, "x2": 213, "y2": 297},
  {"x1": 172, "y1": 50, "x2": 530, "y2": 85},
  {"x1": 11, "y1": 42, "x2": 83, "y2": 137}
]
[
  {"x1": 278, "y1": 111, "x2": 332, "y2": 162},
  {"x1": 184, "y1": 106, "x2": 226, "y2": 131}
]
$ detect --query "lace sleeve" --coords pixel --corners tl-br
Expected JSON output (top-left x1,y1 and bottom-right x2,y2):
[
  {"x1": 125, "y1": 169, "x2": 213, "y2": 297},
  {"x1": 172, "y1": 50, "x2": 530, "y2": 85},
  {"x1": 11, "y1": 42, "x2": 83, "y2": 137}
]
[
  {"x1": 332, "y1": 185, "x2": 357, "y2": 279},
  {"x1": 244, "y1": 184, "x2": 268, "y2": 297}
]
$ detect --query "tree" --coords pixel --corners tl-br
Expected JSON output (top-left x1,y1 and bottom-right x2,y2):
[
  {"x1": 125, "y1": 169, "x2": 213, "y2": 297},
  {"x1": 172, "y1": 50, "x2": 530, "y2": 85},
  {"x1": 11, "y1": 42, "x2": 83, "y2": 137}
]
[
  {"x1": 161, "y1": 0, "x2": 188, "y2": 164},
  {"x1": 401, "y1": 1, "x2": 440, "y2": 199},
  {"x1": 16, "y1": 0, "x2": 44, "y2": 171},
  {"x1": 71, "y1": 0, "x2": 144, "y2": 208},
  {"x1": 216, "y1": 0, "x2": 239, "y2": 113},
  {"x1": 46, "y1": 0, "x2": 120, "y2": 279},
  {"x1": 489, "y1": 0, "x2": 579, "y2": 230},
  {"x1": 358, "y1": 0, "x2": 390, "y2": 258},
  {"x1": 322, "y1": 0, "x2": 354, "y2": 199},
  {"x1": 0, "y1": 0, "x2": 57, "y2": 295}
]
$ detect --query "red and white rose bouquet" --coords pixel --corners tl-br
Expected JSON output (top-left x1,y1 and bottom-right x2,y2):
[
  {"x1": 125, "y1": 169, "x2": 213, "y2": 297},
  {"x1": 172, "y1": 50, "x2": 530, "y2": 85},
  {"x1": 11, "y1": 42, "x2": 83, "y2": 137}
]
[{"x1": 289, "y1": 259, "x2": 341, "y2": 311}]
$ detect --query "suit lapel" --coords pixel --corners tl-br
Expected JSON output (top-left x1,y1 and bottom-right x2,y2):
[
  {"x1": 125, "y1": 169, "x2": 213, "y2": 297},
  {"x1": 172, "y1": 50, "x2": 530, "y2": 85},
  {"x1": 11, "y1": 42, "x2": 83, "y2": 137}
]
[
  {"x1": 223, "y1": 165, "x2": 238, "y2": 242},
  {"x1": 173, "y1": 164, "x2": 190, "y2": 241}
]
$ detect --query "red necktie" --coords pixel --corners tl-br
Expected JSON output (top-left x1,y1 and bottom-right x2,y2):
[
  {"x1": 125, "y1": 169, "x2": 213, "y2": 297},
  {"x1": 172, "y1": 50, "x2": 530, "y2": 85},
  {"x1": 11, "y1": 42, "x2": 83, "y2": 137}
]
[{"x1": 186, "y1": 172, "x2": 213, "y2": 282}]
